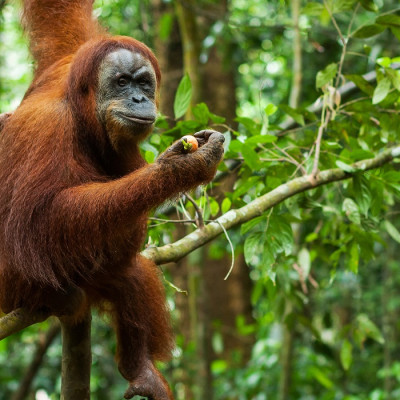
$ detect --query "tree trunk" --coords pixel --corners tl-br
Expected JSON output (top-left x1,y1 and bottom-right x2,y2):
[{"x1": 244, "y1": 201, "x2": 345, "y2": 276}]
[
  {"x1": 152, "y1": 0, "x2": 183, "y2": 119},
  {"x1": 289, "y1": 0, "x2": 302, "y2": 108},
  {"x1": 175, "y1": 0, "x2": 202, "y2": 114}
]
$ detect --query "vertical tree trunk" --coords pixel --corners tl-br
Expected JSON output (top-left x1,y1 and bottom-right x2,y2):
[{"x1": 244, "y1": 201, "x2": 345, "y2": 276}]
[
  {"x1": 289, "y1": 0, "x2": 302, "y2": 108},
  {"x1": 278, "y1": 322, "x2": 295, "y2": 400},
  {"x1": 175, "y1": 0, "x2": 202, "y2": 113},
  {"x1": 60, "y1": 313, "x2": 92, "y2": 400},
  {"x1": 279, "y1": 2, "x2": 303, "y2": 397},
  {"x1": 189, "y1": 248, "x2": 214, "y2": 400},
  {"x1": 152, "y1": 0, "x2": 183, "y2": 119}
]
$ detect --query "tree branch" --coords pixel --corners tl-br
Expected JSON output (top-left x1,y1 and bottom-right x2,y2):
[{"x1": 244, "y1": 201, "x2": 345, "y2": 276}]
[
  {"x1": 143, "y1": 145, "x2": 400, "y2": 265},
  {"x1": 0, "y1": 308, "x2": 50, "y2": 340}
]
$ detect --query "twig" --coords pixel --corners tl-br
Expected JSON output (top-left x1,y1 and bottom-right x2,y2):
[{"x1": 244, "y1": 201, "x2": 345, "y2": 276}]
[
  {"x1": 292, "y1": 263, "x2": 308, "y2": 294},
  {"x1": 308, "y1": 274, "x2": 319, "y2": 289},
  {"x1": 312, "y1": 108, "x2": 331, "y2": 179},
  {"x1": 178, "y1": 198, "x2": 195, "y2": 225},
  {"x1": 148, "y1": 217, "x2": 197, "y2": 227},
  {"x1": 185, "y1": 193, "x2": 204, "y2": 228},
  {"x1": 272, "y1": 142, "x2": 307, "y2": 175},
  {"x1": 291, "y1": 145, "x2": 315, "y2": 179},
  {"x1": 323, "y1": 1, "x2": 345, "y2": 45},
  {"x1": 159, "y1": 265, "x2": 188, "y2": 295},
  {"x1": 215, "y1": 220, "x2": 235, "y2": 281},
  {"x1": 335, "y1": 3, "x2": 360, "y2": 90}
]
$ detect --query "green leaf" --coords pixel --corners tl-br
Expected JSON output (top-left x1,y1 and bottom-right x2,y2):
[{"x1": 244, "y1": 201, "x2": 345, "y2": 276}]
[
  {"x1": 303, "y1": 2, "x2": 325, "y2": 17},
  {"x1": 174, "y1": 74, "x2": 192, "y2": 119},
  {"x1": 357, "y1": 314, "x2": 384, "y2": 344},
  {"x1": 244, "y1": 233, "x2": 261, "y2": 266},
  {"x1": 241, "y1": 143, "x2": 261, "y2": 170},
  {"x1": 336, "y1": 160, "x2": 356, "y2": 172},
  {"x1": 279, "y1": 104, "x2": 305, "y2": 125},
  {"x1": 246, "y1": 134, "x2": 277, "y2": 145},
  {"x1": 384, "y1": 220, "x2": 400, "y2": 243},
  {"x1": 391, "y1": 27, "x2": 400, "y2": 41},
  {"x1": 144, "y1": 151, "x2": 155, "y2": 163},
  {"x1": 353, "y1": 174, "x2": 371, "y2": 216},
  {"x1": 376, "y1": 14, "x2": 400, "y2": 28},
  {"x1": 349, "y1": 241, "x2": 359, "y2": 273},
  {"x1": 229, "y1": 139, "x2": 243, "y2": 153},
  {"x1": 243, "y1": 215, "x2": 293, "y2": 275},
  {"x1": 244, "y1": 232, "x2": 276, "y2": 268},
  {"x1": 373, "y1": 77, "x2": 391, "y2": 104},
  {"x1": 232, "y1": 176, "x2": 259, "y2": 200},
  {"x1": 265, "y1": 103, "x2": 278, "y2": 116},
  {"x1": 340, "y1": 340, "x2": 353, "y2": 371},
  {"x1": 360, "y1": 0, "x2": 378, "y2": 12},
  {"x1": 331, "y1": 0, "x2": 357, "y2": 13},
  {"x1": 352, "y1": 24, "x2": 386, "y2": 39},
  {"x1": 221, "y1": 198, "x2": 231, "y2": 214},
  {"x1": 309, "y1": 367, "x2": 334, "y2": 389},
  {"x1": 268, "y1": 216, "x2": 293, "y2": 256},
  {"x1": 211, "y1": 359, "x2": 228, "y2": 374},
  {"x1": 159, "y1": 13, "x2": 174, "y2": 41},
  {"x1": 192, "y1": 103, "x2": 210, "y2": 125},
  {"x1": 345, "y1": 74, "x2": 374, "y2": 96},
  {"x1": 235, "y1": 117, "x2": 262, "y2": 135},
  {"x1": 316, "y1": 63, "x2": 338, "y2": 89},
  {"x1": 241, "y1": 215, "x2": 267, "y2": 235},
  {"x1": 385, "y1": 68, "x2": 400, "y2": 91},
  {"x1": 209, "y1": 198, "x2": 220, "y2": 217},
  {"x1": 343, "y1": 198, "x2": 361, "y2": 224}
]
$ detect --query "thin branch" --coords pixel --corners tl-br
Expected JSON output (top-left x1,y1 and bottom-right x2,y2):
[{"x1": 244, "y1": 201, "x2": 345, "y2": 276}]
[
  {"x1": 148, "y1": 217, "x2": 196, "y2": 227},
  {"x1": 273, "y1": 142, "x2": 307, "y2": 175},
  {"x1": 215, "y1": 220, "x2": 235, "y2": 281},
  {"x1": 335, "y1": 3, "x2": 360, "y2": 89},
  {"x1": 323, "y1": 0, "x2": 345, "y2": 45},
  {"x1": 185, "y1": 193, "x2": 204, "y2": 228},
  {"x1": 143, "y1": 145, "x2": 400, "y2": 265},
  {"x1": 312, "y1": 109, "x2": 331, "y2": 178}
]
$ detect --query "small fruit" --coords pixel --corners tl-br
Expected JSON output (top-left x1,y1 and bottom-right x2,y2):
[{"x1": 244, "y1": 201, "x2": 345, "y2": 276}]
[{"x1": 181, "y1": 135, "x2": 199, "y2": 153}]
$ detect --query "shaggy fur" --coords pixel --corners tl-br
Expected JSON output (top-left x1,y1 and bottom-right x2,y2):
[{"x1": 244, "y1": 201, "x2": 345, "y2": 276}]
[{"x1": 0, "y1": 1, "x2": 224, "y2": 399}]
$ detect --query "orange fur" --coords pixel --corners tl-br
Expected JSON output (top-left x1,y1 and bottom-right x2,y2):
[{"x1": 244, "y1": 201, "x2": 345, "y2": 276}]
[{"x1": 0, "y1": 2, "x2": 224, "y2": 398}]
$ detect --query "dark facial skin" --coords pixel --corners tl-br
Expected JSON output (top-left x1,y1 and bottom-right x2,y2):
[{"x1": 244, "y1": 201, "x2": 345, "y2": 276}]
[{"x1": 96, "y1": 49, "x2": 157, "y2": 149}]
